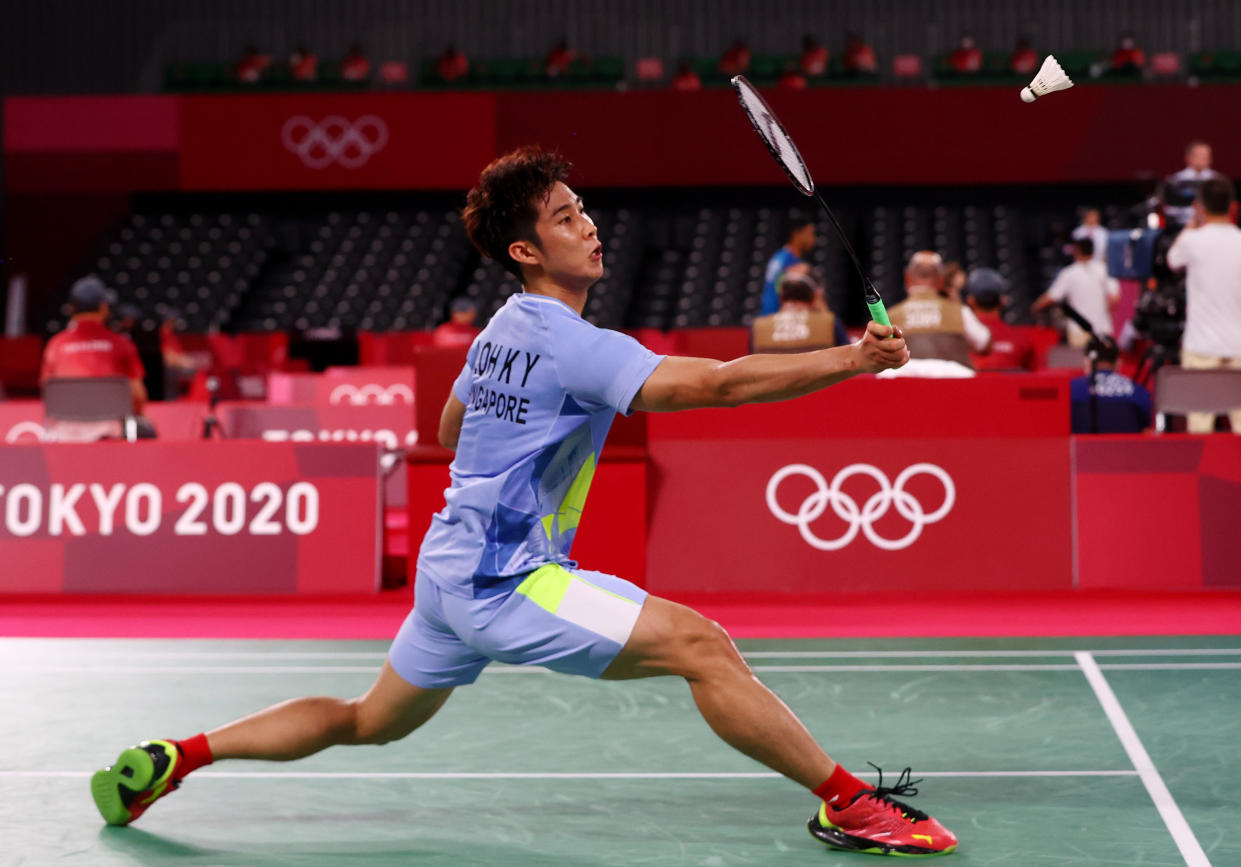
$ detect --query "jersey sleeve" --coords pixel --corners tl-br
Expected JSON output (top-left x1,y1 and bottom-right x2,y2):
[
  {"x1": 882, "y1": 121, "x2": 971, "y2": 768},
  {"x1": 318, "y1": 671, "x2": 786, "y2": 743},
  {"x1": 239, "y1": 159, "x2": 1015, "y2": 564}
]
[
  {"x1": 451, "y1": 343, "x2": 477, "y2": 403},
  {"x1": 1045, "y1": 268, "x2": 1070, "y2": 301},
  {"x1": 1166, "y1": 231, "x2": 1192, "y2": 271},
  {"x1": 554, "y1": 319, "x2": 665, "y2": 416}
]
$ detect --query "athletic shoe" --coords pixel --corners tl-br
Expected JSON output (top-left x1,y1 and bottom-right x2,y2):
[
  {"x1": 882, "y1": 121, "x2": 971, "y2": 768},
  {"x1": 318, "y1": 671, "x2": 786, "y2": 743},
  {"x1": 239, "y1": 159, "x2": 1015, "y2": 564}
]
[
  {"x1": 91, "y1": 739, "x2": 183, "y2": 826},
  {"x1": 808, "y1": 764, "x2": 958, "y2": 857}
]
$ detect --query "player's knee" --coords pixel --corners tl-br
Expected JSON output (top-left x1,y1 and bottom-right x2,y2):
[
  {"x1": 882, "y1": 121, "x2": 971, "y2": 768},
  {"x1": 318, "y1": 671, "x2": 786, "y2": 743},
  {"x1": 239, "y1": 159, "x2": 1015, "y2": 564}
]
[
  {"x1": 675, "y1": 613, "x2": 745, "y2": 679},
  {"x1": 345, "y1": 697, "x2": 403, "y2": 746}
]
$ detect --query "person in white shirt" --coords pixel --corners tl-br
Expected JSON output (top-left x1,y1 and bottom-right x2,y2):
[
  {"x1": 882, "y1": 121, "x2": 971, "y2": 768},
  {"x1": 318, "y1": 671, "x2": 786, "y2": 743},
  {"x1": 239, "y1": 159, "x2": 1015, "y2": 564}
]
[
  {"x1": 1160, "y1": 141, "x2": 1224, "y2": 227},
  {"x1": 1031, "y1": 237, "x2": 1119, "y2": 347},
  {"x1": 1070, "y1": 208, "x2": 1109, "y2": 266},
  {"x1": 1167, "y1": 176, "x2": 1241, "y2": 433}
]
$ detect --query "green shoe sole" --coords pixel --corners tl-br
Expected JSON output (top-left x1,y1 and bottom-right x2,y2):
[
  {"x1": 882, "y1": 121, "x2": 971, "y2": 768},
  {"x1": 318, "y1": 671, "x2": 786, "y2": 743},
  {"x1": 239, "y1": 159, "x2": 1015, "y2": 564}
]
[{"x1": 91, "y1": 746, "x2": 156, "y2": 826}]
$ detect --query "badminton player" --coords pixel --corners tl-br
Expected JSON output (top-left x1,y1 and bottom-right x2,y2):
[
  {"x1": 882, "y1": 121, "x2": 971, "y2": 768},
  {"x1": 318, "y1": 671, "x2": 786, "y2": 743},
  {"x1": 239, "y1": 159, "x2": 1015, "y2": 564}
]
[{"x1": 91, "y1": 147, "x2": 957, "y2": 858}]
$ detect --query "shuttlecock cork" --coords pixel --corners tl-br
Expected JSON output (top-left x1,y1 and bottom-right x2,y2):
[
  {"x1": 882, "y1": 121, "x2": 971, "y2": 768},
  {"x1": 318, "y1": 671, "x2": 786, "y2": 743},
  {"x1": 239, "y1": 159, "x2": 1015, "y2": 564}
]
[{"x1": 1020, "y1": 55, "x2": 1073, "y2": 103}]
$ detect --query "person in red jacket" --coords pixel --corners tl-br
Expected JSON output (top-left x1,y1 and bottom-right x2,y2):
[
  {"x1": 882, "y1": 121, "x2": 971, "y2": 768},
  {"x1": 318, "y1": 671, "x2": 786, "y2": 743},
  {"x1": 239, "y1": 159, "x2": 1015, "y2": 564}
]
[
  {"x1": 1111, "y1": 32, "x2": 1146, "y2": 71},
  {"x1": 965, "y1": 268, "x2": 1036, "y2": 372},
  {"x1": 843, "y1": 33, "x2": 878, "y2": 74},
  {"x1": 718, "y1": 39, "x2": 751, "y2": 76},
  {"x1": 800, "y1": 35, "x2": 829, "y2": 77},
  {"x1": 1010, "y1": 38, "x2": 1039, "y2": 76},
  {"x1": 436, "y1": 44, "x2": 469, "y2": 82},
  {"x1": 431, "y1": 297, "x2": 481, "y2": 348},
  {"x1": 41, "y1": 277, "x2": 147, "y2": 413},
  {"x1": 670, "y1": 60, "x2": 701, "y2": 91},
  {"x1": 947, "y1": 33, "x2": 982, "y2": 74},
  {"x1": 290, "y1": 44, "x2": 318, "y2": 82},
  {"x1": 341, "y1": 42, "x2": 371, "y2": 81}
]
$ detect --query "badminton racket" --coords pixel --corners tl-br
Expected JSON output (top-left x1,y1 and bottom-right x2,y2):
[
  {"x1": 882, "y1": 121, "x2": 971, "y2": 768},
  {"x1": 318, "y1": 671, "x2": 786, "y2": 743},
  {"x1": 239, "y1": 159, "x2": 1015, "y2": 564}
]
[{"x1": 730, "y1": 75, "x2": 892, "y2": 330}]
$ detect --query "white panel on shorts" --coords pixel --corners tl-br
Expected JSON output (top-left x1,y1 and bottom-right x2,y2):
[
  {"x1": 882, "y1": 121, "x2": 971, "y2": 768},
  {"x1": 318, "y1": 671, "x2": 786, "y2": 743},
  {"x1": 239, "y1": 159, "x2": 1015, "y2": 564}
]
[{"x1": 556, "y1": 577, "x2": 642, "y2": 646}]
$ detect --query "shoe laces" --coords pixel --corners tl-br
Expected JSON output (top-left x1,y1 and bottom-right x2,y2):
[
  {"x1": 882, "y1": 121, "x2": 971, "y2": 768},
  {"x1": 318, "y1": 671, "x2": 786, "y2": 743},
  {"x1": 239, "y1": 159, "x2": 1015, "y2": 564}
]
[{"x1": 844, "y1": 763, "x2": 929, "y2": 822}]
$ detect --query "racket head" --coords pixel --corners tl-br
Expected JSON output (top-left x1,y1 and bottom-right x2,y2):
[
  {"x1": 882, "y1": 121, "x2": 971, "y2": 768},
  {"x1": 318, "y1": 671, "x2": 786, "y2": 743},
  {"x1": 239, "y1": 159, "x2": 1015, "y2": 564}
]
[{"x1": 730, "y1": 75, "x2": 815, "y2": 196}]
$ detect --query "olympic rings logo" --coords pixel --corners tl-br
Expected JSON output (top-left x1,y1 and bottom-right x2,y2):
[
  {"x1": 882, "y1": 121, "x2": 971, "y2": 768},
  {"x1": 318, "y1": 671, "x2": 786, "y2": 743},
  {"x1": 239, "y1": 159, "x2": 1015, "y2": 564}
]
[
  {"x1": 765, "y1": 463, "x2": 955, "y2": 551},
  {"x1": 281, "y1": 115, "x2": 389, "y2": 169},
  {"x1": 327, "y1": 383, "x2": 413, "y2": 406}
]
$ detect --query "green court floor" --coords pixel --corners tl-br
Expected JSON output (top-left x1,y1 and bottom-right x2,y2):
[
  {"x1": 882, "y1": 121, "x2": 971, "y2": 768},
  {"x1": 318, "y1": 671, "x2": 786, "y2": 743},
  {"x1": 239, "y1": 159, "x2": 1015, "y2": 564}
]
[{"x1": 3, "y1": 636, "x2": 1237, "y2": 865}]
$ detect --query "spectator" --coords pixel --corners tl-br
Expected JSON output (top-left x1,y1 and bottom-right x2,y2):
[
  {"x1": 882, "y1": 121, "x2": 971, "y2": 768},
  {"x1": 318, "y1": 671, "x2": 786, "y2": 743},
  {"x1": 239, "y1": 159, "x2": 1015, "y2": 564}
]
[
  {"x1": 1166, "y1": 176, "x2": 1241, "y2": 433},
  {"x1": 544, "y1": 39, "x2": 576, "y2": 78},
  {"x1": 236, "y1": 45, "x2": 269, "y2": 84},
  {"x1": 800, "y1": 35, "x2": 829, "y2": 77},
  {"x1": 160, "y1": 309, "x2": 198, "y2": 398},
  {"x1": 947, "y1": 33, "x2": 983, "y2": 74},
  {"x1": 290, "y1": 44, "x2": 318, "y2": 82},
  {"x1": 888, "y1": 250, "x2": 991, "y2": 369},
  {"x1": 843, "y1": 33, "x2": 878, "y2": 74},
  {"x1": 941, "y1": 261, "x2": 967, "y2": 303},
  {"x1": 760, "y1": 216, "x2": 816, "y2": 315},
  {"x1": 671, "y1": 60, "x2": 701, "y2": 92},
  {"x1": 437, "y1": 44, "x2": 469, "y2": 83},
  {"x1": 751, "y1": 266, "x2": 843, "y2": 353},
  {"x1": 1031, "y1": 238, "x2": 1119, "y2": 347},
  {"x1": 341, "y1": 42, "x2": 371, "y2": 81},
  {"x1": 1010, "y1": 38, "x2": 1039, "y2": 76},
  {"x1": 433, "y1": 297, "x2": 481, "y2": 348},
  {"x1": 966, "y1": 268, "x2": 1036, "y2": 371},
  {"x1": 41, "y1": 277, "x2": 147, "y2": 415},
  {"x1": 778, "y1": 62, "x2": 807, "y2": 90},
  {"x1": 1160, "y1": 140, "x2": 1224, "y2": 227},
  {"x1": 1111, "y1": 32, "x2": 1146, "y2": 72},
  {"x1": 719, "y1": 39, "x2": 751, "y2": 76},
  {"x1": 1071, "y1": 336, "x2": 1151, "y2": 433},
  {"x1": 1071, "y1": 208, "x2": 1110, "y2": 265}
]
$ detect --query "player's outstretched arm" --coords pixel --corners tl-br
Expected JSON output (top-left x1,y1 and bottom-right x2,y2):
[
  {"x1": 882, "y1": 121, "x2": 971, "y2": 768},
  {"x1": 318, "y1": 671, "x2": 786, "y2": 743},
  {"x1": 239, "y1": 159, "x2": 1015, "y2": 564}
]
[{"x1": 631, "y1": 322, "x2": 907, "y2": 413}]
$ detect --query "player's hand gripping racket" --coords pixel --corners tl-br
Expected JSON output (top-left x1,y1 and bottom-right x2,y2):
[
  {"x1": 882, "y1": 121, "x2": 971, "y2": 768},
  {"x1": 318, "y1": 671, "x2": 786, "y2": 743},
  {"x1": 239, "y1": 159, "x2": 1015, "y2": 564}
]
[{"x1": 730, "y1": 75, "x2": 892, "y2": 331}]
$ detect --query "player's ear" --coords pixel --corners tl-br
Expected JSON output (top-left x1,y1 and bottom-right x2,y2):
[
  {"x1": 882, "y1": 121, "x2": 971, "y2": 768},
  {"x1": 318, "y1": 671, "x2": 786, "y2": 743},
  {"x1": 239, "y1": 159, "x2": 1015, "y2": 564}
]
[{"x1": 508, "y1": 239, "x2": 541, "y2": 268}]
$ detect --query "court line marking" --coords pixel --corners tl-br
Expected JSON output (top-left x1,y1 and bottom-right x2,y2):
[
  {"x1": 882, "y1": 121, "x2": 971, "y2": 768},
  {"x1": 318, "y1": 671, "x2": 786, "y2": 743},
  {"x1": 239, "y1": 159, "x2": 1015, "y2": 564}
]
[
  {"x1": 9, "y1": 662, "x2": 1241, "y2": 674},
  {"x1": 0, "y1": 769, "x2": 1141, "y2": 780},
  {"x1": 5, "y1": 648, "x2": 1239, "y2": 661},
  {"x1": 1075, "y1": 652, "x2": 1210, "y2": 867}
]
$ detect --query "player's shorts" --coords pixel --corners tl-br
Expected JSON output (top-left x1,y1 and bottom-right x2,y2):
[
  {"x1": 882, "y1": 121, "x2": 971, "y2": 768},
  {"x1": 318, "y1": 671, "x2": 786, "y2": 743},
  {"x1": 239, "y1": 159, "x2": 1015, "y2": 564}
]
[{"x1": 388, "y1": 564, "x2": 648, "y2": 689}]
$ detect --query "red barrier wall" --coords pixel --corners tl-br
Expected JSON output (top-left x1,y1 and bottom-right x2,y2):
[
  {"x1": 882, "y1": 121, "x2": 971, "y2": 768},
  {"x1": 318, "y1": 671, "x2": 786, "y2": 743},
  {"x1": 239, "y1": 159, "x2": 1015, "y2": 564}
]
[
  {"x1": 0, "y1": 442, "x2": 380, "y2": 594},
  {"x1": 8, "y1": 85, "x2": 1241, "y2": 192}
]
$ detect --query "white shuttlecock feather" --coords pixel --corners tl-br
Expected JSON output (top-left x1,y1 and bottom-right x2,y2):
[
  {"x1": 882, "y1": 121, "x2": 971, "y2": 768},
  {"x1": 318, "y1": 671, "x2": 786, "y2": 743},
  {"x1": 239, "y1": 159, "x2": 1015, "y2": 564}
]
[{"x1": 1020, "y1": 55, "x2": 1073, "y2": 103}]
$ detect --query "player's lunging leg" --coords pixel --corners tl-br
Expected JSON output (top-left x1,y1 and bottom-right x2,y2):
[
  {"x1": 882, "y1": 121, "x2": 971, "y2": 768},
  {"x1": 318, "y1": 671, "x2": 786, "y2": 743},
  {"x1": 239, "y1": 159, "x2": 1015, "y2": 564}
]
[
  {"x1": 91, "y1": 661, "x2": 451, "y2": 826},
  {"x1": 603, "y1": 597, "x2": 958, "y2": 857}
]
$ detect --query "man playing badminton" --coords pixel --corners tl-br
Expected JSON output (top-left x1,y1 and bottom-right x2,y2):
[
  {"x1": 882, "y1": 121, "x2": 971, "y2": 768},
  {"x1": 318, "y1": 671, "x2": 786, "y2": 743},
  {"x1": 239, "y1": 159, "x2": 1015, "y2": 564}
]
[{"x1": 91, "y1": 147, "x2": 958, "y2": 858}]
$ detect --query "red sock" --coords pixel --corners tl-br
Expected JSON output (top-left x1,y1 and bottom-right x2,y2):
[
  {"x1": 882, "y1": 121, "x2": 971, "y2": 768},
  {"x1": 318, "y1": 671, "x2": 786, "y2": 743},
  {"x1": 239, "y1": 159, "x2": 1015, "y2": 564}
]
[
  {"x1": 813, "y1": 764, "x2": 869, "y2": 806},
  {"x1": 173, "y1": 734, "x2": 214, "y2": 780}
]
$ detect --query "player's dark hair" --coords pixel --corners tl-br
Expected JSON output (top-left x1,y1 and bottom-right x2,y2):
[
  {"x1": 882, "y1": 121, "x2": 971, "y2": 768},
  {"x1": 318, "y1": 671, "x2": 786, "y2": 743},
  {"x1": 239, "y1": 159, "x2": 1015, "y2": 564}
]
[
  {"x1": 786, "y1": 215, "x2": 814, "y2": 238},
  {"x1": 1185, "y1": 139, "x2": 1210, "y2": 156},
  {"x1": 1197, "y1": 177, "x2": 1234, "y2": 215},
  {"x1": 778, "y1": 274, "x2": 816, "y2": 304},
  {"x1": 463, "y1": 146, "x2": 573, "y2": 281},
  {"x1": 1073, "y1": 237, "x2": 1094, "y2": 258}
]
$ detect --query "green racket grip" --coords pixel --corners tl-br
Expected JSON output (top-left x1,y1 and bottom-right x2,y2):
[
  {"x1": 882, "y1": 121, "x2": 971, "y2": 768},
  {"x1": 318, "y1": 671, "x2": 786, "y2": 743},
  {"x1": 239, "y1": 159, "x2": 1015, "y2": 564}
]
[{"x1": 866, "y1": 298, "x2": 894, "y2": 335}]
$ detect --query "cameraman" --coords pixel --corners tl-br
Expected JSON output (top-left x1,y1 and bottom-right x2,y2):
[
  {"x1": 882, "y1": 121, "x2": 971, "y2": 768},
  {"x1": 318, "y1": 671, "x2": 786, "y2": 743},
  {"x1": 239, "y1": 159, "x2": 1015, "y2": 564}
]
[
  {"x1": 1166, "y1": 177, "x2": 1241, "y2": 433},
  {"x1": 1159, "y1": 141, "x2": 1223, "y2": 228}
]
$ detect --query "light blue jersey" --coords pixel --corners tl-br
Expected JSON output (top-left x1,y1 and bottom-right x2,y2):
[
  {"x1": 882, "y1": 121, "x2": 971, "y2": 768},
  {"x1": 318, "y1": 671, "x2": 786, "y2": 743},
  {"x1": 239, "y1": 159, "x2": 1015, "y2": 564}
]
[{"x1": 417, "y1": 293, "x2": 664, "y2": 600}]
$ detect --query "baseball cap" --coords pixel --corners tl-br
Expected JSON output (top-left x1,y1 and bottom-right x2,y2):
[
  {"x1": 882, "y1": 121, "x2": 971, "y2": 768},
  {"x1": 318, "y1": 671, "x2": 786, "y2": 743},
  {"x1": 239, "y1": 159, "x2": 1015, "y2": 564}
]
[
  {"x1": 69, "y1": 276, "x2": 110, "y2": 312},
  {"x1": 450, "y1": 297, "x2": 477, "y2": 314},
  {"x1": 964, "y1": 267, "x2": 1008, "y2": 306}
]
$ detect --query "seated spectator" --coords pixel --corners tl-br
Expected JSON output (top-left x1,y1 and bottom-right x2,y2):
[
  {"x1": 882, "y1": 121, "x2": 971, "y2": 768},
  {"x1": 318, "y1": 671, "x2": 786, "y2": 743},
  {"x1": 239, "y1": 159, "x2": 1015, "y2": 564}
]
[
  {"x1": 719, "y1": 39, "x2": 751, "y2": 76},
  {"x1": 1111, "y1": 32, "x2": 1146, "y2": 72},
  {"x1": 341, "y1": 42, "x2": 371, "y2": 81},
  {"x1": 965, "y1": 268, "x2": 1036, "y2": 371},
  {"x1": 800, "y1": 35, "x2": 829, "y2": 77},
  {"x1": 236, "y1": 45, "x2": 270, "y2": 84},
  {"x1": 947, "y1": 33, "x2": 983, "y2": 74},
  {"x1": 41, "y1": 277, "x2": 147, "y2": 415},
  {"x1": 751, "y1": 267, "x2": 844, "y2": 353},
  {"x1": 545, "y1": 39, "x2": 576, "y2": 78},
  {"x1": 290, "y1": 44, "x2": 318, "y2": 82},
  {"x1": 888, "y1": 250, "x2": 991, "y2": 370},
  {"x1": 437, "y1": 44, "x2": 469, "y2": 82},
  {"x1": 161, "y1": 309, "x2": 198, "y2": 398},
  {"x1": 843, "y1": 33, "x2": 878, "y2": 74},
  {"x1": 778, "y1": 62, "x2": 807, "y2": 90},
  {"x1": 671, "y1": 60, "x2": 701, "y2": 92},
  {"x1": 1031, "y1": 238, "x2": 1118, "y2": 347},
  {"x1": 1071, "y1": 336, "x2": 1151, "y2": 433},
  {"x1": 1010, "y1": 38, "x2": 1039, "y2": 76},
  {"x1": 433, "y1": 297, "x2": 481, "y2": 348},
  {"x1": 941, "y1": 261, "x2": 967, "y2": 303},
  {"x1": 1070, "y1": 207, "x2": 1109, "y2": 265}
]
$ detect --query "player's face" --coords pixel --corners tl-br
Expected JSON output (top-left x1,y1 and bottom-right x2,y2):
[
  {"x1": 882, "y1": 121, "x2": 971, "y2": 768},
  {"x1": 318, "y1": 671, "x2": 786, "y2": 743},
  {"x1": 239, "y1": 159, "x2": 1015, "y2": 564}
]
[
  {"x1": 792, "y1": 224, "x2": 816, "y2": 256},
  {"x1": 530, "y1": 182, "x2": 603, "y2": 287},
  {"x1": 1188, "y1": 144, "x2": 1212, "y2": 171}
]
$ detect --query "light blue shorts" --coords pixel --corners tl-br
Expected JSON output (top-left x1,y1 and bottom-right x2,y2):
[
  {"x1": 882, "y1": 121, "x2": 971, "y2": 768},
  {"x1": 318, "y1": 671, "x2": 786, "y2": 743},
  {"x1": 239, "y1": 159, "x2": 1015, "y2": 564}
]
[{"x1": 388, "y1": 565, "x2": 648, "y2": 689}]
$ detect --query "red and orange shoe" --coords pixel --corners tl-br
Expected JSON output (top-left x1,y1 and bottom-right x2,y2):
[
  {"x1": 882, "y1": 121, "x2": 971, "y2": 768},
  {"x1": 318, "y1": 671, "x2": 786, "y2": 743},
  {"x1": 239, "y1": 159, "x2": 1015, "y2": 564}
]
[
  {"x1": 808, "y1": 765, "x2": 958, "y2": 857},
  {"x1": 90, "y1": 739, "x2": 183, "y2": 826}
]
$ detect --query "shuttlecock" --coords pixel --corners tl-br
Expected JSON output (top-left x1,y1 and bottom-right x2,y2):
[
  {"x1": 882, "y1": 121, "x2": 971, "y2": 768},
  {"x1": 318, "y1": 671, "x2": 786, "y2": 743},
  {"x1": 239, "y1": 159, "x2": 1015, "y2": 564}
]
[{"x1": 1020, "y1": 55, "x2": 1073, "y2": 103}]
